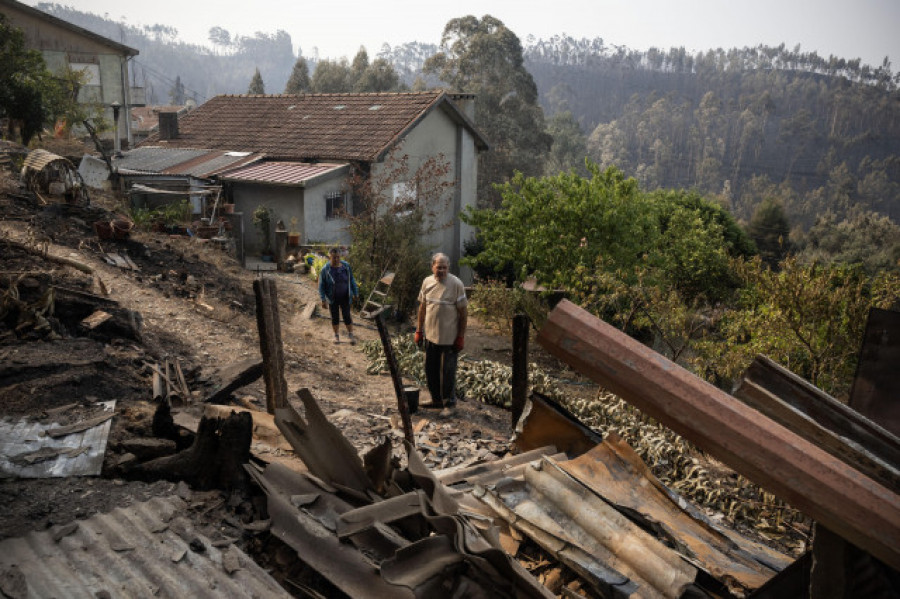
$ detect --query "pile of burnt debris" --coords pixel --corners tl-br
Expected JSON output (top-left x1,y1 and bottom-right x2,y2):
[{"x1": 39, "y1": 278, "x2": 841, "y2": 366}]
[{"x1": 1, "y1": 216, "x2": 898, "y2": 597}]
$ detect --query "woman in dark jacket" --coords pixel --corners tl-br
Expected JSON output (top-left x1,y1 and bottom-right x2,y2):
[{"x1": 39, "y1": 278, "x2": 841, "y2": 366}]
[{"x1": 318, "y1": 247, "x2": 359, "y2": 344}]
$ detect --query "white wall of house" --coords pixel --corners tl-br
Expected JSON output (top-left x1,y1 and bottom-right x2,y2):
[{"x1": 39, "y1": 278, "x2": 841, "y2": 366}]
[
  {"x1": 303, "y1": 175, "x2": 352, "y2": 247},
  {"x1": 369, "y1": 104, "x2": 479, "y2": 282},
  {"x1": 231, "y1": 183, "x2": 303, "y2": 254},
  {"x1": 229, "y1": 168, "x2": 351, "y2": 255}
]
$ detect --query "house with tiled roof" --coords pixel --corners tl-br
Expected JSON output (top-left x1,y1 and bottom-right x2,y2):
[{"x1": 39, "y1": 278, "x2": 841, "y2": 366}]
[
  {"x1": 0, "y1": 0, "x2": 143, "y2": 147},
  {"x1": 137, "y1": 90, "x2": 488, "y2": 277}
]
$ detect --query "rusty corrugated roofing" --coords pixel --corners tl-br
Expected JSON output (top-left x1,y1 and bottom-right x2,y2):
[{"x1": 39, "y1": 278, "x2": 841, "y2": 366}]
[
  {"x1": 138, "y1": 91, "x2": 488, "y2": 162},
  {"x1": 219, "y1": 161, "x2": 348, "y2": 186},
  {"x1": 0, "y1": 495, "x2": 291, "y2": 597}
]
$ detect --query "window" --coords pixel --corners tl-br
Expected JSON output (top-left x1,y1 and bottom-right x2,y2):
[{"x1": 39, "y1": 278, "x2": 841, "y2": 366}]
[
  {"x1": 392, "y1": 181, "x2": 416, "y2": 216},
  {"x1": 325, "y1": 191, "x2": 345, "y2": 220}
]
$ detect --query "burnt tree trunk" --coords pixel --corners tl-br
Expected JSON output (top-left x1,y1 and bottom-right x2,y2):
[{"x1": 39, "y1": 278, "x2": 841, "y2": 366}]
[{"x1": 134, "y1": 411, "x2": 252, "y2": 492}]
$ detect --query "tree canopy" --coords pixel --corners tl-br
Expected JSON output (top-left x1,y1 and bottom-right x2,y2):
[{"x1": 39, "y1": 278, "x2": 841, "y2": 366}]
[
  {"x1": 0, "y1": 14, "x2": 52, "y2": 144},
  {"x1": 284, "y1": 57, "x2": 311, "y2": 93},
  {"x1": 424, "y1": 15, "x2": 552, "y2": 207},
  {"x1": 248, "y1": 68, "x2": 265, "y2": 94}
]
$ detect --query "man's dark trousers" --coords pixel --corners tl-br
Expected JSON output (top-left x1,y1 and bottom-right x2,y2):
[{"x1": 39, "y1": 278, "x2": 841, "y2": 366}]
[{"x1": 424, "y1": 341, "x2": 458, "y2": 407}]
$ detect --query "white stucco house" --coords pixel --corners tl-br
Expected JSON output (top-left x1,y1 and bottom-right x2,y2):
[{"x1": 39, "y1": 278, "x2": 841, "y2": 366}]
[{"x1": 137, "y1": 91, "x2": 488, "y2": 279}]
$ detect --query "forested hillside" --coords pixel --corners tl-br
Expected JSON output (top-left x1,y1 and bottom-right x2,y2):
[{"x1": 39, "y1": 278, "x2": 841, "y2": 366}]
[
  {"x1": 35, "y1": 4, "x2": 900, "y2": 229},
  {"x1": 524, "y1": 36, "x2": 900, "y2": 227}
]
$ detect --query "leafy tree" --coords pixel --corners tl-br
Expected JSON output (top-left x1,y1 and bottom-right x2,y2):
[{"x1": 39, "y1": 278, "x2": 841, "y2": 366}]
[
  {"x1": 797, "y1": 209, "x2": 900, "y2": 274},
  {"x1": 355, "y1": 58, "x2": 400, "y2": 92},
  {"x1": 169, "y1": 75, "x2": 186, "y2": 104},
  {"x1": 284, "y1": 57, "x2": 311, "y2": 93},
  {"x1": 247, "y1": 68, "x2": 265, "y2": 94},
  {"x1": 463, "y1": 163, "x2": 658, "y2": 292},
  {"x1": 695, "y1": 257, "x2": 900, "y2": 397},
  {"x1": 544, "y1": 111, "x2": 588, "y2": 176},
  {"x1": 424, "y1": 15, "x2": 552, "y2": 207},
  {"x1": 311, "y1": 58, "x2": 352, "y2": 92},
  {"x1": 748, "y1": 197, "x2": 790, "y2": 267},
  {"x1": 346, "y1": 148, "x2": 455, "y2": 315},
  {"x1": 651, "y1": 189, "x2": 755, "y2": 302},
  {"x1": 350, "y1": 47, "x2": 369, "y2": 84},
  {"x1": 208, "y1": 26, "x2": 232, "y2": 54},
  {"x1": 0, "y1": 14, "x2": 52, "y2": 144}
]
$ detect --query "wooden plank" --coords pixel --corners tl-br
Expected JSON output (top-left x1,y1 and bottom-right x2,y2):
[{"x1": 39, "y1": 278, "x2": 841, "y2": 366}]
[
  {"x1": 537, "y1": 299, "x2": 900, "y2": 571},
  {"x1": 375, "y1": 313, "x2": 413, "y2": 446},
  {"x1": 253, "y1": 279, "x2": 287, "y2": 413},
  {"x1": 733, "y1": 372, "x2": 900, "y2": 491},
  {"x1": 739, "y1": 355, "x2": 900, "y2": 468},
  {"x1": 80, "y1": 310, "x2": 112, "y2": 330}
]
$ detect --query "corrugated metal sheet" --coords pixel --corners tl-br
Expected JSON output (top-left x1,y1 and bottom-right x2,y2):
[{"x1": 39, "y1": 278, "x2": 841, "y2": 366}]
[
  {"x1": 162, "y1": 151, "x2": 259, "y2": 178},
  {"x1": 21, "y1": 149, "x2": 71, "y2": 173},
  {"x1": 114, "y1": 147, "x2": 210, "y2": 174},
  {"x1": 220, "y1": 161, "x2": 348, "y2": 185},
  {"x1": 0, "y1": 495, "x2": 291, "y2": 598},
  {"x1": 0, "y1": 401, "x2": 115, "y2": 478}
]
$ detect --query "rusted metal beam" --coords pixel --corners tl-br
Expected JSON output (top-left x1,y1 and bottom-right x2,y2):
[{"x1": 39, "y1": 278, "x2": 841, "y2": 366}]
[
  {"x1": 537, "y1": 299, "x2": 900, "y2": 571},
  {"x1": 733, "y1": 357, "x2": 900, "y2": 492}
]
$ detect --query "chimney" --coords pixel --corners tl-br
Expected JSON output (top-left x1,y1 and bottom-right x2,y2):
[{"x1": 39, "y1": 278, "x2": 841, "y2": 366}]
[
  {"x1": 449, "y1": 93, "x2": 476, "y2": 120},
  {"x1": 158, "y1": 112, "x2": 179, "y2": 140}
]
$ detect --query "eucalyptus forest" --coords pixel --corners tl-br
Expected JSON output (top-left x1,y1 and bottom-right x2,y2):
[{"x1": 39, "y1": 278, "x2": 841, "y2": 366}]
[{"x1": 14, "y1": 4, "x2": 900, "y2": 400}]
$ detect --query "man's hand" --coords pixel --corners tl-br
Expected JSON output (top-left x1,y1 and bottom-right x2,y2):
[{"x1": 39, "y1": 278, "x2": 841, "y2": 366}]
[
  {"x1": 321, "y1": 300, "x2": 328, "y2": 309},
  {"x1": 454, "y1": 336, "x2": 464, "y2": 351},
  {"x1": 414, "y1": 330, "x2": 423, "y2": 348}
]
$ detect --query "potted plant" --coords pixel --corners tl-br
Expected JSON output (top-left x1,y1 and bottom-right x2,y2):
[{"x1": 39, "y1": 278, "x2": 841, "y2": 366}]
[
  {"x1": 288, "y1": 217, "x2": 300, "y2": 247},
  {"x1": 252, "y1": 205, "x2": 273, "y2": 260}
]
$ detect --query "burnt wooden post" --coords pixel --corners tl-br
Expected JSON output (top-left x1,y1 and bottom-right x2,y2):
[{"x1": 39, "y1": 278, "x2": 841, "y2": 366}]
[
  {"x1": 375, "y1": 312, "x2": 414, "y2": 446},
  {"x1": 254, "y1": 278, "x2": 288, "y2": 413},
  {"x1": 511, "y1": 313, "x2": 529, "y2": 428}
]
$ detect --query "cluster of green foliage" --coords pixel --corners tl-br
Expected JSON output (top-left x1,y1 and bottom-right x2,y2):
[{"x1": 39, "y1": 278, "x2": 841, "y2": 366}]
[
  {"x1": 0, "y1": 14, "x2": 103, "y2": 144},
  {"x1": 464, "y1": 162, "x2": 754, "y2": 303},
  {"x1": 424, "y1": 15, "x2": 552, "y2": 207},
  {"x1": 464, "y1": 163, "x2": 899, "y2": 398}
]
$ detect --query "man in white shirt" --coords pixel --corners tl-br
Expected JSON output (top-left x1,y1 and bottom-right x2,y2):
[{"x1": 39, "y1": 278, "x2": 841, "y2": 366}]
[{"x1": 415, "y1": 253, "x2": 467, "y2": 412}]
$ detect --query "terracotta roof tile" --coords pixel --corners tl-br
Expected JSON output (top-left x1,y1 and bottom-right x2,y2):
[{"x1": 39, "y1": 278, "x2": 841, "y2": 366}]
[{"x1": 138, "y1": 91, "x2": 486, "y2": 162}]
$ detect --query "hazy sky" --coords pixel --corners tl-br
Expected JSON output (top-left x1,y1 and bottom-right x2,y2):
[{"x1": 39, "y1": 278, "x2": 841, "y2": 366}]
[{"x1": 34, "y1": 0, "x2": 900, "y2": 68}]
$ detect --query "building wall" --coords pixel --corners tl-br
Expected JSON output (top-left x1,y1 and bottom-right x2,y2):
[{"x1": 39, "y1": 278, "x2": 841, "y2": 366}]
[
  {"x1": 231, "y1": 183, "x2": 303, "y2": 255},
  {"x1": 302, "y1": 175, "x2": 352, "y2": 247},
  {"x1": 229, "y1": 169, "x2": 351, "y2": 255},
  {"x1": 0, "y1": 0, "x2": 134, "y2": 143},
  {"x1": 370, "y1": 104, "x2": 478, "y2": 282}
]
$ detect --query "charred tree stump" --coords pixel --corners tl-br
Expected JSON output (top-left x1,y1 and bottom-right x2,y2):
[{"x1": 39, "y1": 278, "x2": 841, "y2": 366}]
[{"x1": 135, "y1": 411, "x2": 252, "y2": 492}]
